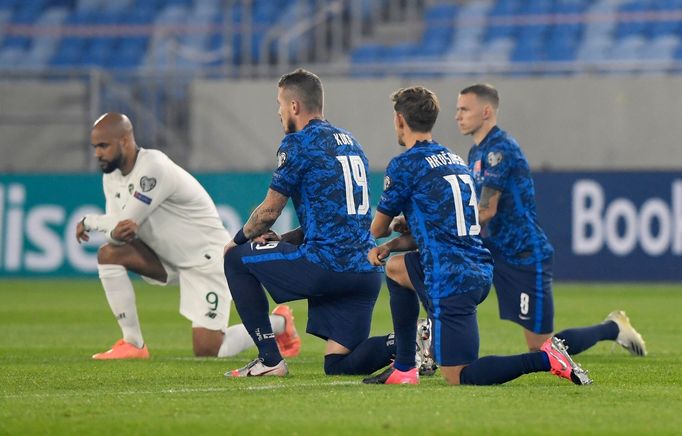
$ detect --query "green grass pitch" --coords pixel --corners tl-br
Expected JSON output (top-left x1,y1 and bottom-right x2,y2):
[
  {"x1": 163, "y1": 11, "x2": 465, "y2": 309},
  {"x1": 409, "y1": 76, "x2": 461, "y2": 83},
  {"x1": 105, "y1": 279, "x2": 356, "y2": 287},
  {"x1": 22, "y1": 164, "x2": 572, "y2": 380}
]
[{"x1": 1, "y1": 280, "x2": 681, "y2": 435}]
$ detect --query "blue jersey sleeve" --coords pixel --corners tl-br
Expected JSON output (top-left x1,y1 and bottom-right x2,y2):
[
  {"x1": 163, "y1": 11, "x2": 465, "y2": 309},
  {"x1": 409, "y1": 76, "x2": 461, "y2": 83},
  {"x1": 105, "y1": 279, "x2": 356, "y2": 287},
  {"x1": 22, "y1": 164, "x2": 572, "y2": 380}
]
[
  {"x1": 377, "y1": 157, "x2": 410, "y2": 217},
  {"x1": 481, "y1": 142, "x2": 511, "y2": 191},
  {"x1": 269, "y1": 135, "x2": 306, "y2": 197}
]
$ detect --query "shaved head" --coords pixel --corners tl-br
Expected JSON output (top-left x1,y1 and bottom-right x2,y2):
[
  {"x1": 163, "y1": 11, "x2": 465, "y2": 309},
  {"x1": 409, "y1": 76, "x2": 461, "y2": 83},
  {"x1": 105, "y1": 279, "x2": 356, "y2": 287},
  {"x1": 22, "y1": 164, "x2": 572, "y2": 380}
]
[
  {"x1": 92, "y1": 112, "x2": 134, "y2": 139},
  {"x1": 91, "y1": 112, "x2": 137, "y2": 174}
]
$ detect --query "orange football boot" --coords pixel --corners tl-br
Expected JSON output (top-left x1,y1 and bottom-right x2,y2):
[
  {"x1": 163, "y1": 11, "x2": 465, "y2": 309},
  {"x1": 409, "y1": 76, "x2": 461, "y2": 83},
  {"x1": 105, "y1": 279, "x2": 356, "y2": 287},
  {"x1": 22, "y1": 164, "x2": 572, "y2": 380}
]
[
  {"x1": 272, "y1": 305, "x2": 301, "y2": 358},
  {"x1": 92, "y1": 339, "x2": 150, "y2": 360}
]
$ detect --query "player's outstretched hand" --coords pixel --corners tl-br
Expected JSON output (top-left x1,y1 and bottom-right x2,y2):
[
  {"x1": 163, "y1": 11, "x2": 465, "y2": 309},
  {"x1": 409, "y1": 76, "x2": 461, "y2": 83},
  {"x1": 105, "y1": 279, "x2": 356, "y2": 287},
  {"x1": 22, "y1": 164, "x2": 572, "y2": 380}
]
[
  {"x1": 112, "y1": 219, "x2": 138, "y2": 243},
  {"x1": 368, "y1": 245, "x2": 390, "y2": 266},
  {"x1": 390, "y1": 216, "x2": 410, "y2": 234},
  {"x1": 76, "y1": 219, "x2": 89, "y2": 244}
]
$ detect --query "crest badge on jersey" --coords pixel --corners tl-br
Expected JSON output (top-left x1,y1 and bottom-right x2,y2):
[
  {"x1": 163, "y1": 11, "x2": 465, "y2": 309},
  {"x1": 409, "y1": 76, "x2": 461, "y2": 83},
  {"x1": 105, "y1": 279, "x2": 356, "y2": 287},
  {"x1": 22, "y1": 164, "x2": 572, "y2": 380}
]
[
  {"x1": 384, "y1": 176, "x2": 391, "y2": 190},
  {"x1": 140, "y1": 176, "x2": 157, "y2": 192},
  {"x1": 473, "y1": 160, "x2": 482, "y2": 178},
  {"x1": 277, "y1": 152, "x2": 287, "y2": 168},
  {"x1": 487, "y1": 152, "x2": 503, "y2": 167}
]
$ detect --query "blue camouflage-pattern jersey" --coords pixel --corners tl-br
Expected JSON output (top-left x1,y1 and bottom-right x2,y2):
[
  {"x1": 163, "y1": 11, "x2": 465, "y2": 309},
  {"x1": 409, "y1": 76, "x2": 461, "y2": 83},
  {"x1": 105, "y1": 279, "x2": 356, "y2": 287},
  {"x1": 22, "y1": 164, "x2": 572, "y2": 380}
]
[
  {"x1": 377, "y1": 140, "x2": 493, "y2": 298},
  {"x1": 467, "y1": 126, "x2": 554, "y2": 266},
  {"x1": 270, "y1": 119, "x2": 382, "y2": 273}
]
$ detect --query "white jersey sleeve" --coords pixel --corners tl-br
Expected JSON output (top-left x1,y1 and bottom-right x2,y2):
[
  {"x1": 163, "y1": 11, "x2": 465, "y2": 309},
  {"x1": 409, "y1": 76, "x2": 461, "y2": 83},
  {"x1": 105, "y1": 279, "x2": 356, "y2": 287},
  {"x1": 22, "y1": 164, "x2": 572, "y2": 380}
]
[{"x1": 84, "y1": 149, "x2": 229, "y2": 267}]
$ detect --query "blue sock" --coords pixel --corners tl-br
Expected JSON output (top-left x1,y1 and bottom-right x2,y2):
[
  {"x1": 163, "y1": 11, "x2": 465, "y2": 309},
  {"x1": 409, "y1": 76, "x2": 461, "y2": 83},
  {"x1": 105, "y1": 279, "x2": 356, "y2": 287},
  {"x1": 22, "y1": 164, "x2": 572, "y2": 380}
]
[
  {"x1": 460, "y1": 352, "x2": 550, "y2": 385},
  {"x1": 555, "y1": 321, "x2": 619, "y2": 355},
  {"x1": 386, "y1": 277, "x2": 420, "y2": 371},
  {"x1": 324, "y1": 334, "x2": 396, "y2": 375},
  {"x1": 224, "y1": 248, "x2": 282, "y2": 366}
]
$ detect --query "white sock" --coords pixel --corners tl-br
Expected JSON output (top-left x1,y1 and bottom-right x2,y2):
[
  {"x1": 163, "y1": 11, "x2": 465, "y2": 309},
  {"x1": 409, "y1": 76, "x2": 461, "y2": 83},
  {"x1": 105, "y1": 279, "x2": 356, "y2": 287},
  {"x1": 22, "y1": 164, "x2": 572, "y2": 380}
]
[
  {"x1": 97, "y1": 264, "x2": 144, "y2": 348},
  {"x1": 217, "y1": 314, "x2": 286, "y2": 357}
]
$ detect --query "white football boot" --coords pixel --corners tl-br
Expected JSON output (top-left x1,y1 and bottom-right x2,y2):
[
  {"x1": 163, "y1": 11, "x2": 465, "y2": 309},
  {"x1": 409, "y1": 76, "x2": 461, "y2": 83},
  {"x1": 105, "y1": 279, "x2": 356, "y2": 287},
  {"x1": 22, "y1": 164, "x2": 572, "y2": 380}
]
[
  {"x1": 225, "y1": 358, "x2": 289, "y2": 377},
  {"x1": 605, "y1": 310, "x2": 647, "y2": 356},
  {"x1": 415, "y1": 318, "x2": 437, "y2": 376}
]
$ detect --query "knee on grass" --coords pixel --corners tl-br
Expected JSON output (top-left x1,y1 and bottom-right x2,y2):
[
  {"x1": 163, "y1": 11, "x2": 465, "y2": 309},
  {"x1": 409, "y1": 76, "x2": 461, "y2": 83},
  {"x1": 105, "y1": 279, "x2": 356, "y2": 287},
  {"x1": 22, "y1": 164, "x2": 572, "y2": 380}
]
[{"x1": 192, "y1": 328, "x2": 223, "y2": 357}]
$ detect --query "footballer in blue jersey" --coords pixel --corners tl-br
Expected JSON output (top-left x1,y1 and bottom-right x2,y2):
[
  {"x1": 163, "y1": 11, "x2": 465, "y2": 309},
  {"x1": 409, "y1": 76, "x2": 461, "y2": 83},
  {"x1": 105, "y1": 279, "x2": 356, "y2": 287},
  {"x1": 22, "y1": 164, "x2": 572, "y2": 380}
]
[
  {"x1": 270, "y1": 119, "x2": 380, "y2": 273},
  {"x1": 457, "y1": 83, "x2": 646, "y2": 356},
  {"x1": 377, "y1": 140, "x2": 493, "y2": 299},
  {"x1": 223, "y1": 69, "x2": 394, "y2": 378},
  {"x1": 364, "y1": 86, "x2": 592, "y2": 386}
]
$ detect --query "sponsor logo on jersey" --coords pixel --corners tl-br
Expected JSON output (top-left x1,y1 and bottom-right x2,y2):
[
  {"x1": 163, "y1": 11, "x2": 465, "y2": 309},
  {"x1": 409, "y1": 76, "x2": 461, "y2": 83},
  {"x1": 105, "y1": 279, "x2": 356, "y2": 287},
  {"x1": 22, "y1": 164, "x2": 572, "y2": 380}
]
[
  {"x1": 133, "y1": 191, "x2": 152, "y2": 205},
  {"x1": 140, "y1": 176, "x2": 156, "y2": 192},
  {"x1": 487, "y1": 152, "x2": 503, "y2": 167},
  {"x1": 205, "y1": 311, "x2": 218, "y2": 319},
  {"x1": 128, "y1": 184, "x2": 134, "y2": 194}
]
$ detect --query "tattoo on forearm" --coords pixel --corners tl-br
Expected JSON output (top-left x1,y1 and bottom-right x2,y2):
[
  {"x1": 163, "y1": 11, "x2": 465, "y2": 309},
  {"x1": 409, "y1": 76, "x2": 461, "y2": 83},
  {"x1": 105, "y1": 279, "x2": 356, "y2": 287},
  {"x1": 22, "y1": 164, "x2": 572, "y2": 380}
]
[{"x1": 245, "y1": 207, "x2": 279, "y2": 238}]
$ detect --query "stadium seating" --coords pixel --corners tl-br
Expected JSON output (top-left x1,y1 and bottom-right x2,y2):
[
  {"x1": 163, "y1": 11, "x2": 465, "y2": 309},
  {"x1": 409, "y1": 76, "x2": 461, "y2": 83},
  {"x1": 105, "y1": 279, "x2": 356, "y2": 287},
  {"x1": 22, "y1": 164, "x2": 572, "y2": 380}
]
[
  {"x1": 0, "y1": 0, "x2": 681, "y2": 74},
  {"x1": 350, "y1": 0, "x2": 682, "y2": 76}
]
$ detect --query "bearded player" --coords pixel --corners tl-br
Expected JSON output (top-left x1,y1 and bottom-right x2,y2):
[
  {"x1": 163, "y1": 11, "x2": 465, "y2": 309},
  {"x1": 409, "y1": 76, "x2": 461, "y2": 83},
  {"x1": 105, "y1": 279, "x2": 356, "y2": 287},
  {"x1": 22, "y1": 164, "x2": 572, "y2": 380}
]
[{"x1": 76, "y1": 113, "x2": 300, "y2": 360}]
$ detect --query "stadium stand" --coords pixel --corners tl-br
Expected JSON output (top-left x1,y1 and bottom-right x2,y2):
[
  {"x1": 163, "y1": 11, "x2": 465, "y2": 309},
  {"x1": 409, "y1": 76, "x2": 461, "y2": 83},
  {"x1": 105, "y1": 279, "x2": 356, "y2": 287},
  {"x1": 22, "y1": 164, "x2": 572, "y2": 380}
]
[
  {"x1": 1, "y1": 0, "x2": 680, "y2": 171},
  {"x1": 1, "y1": 0, "x2": 680, "y2": 74}
]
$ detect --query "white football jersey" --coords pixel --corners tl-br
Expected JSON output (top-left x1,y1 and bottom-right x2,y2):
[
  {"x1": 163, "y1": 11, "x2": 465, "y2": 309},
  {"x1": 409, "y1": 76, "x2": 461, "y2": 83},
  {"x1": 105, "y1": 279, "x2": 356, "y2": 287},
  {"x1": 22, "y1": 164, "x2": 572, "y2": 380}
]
[{"x1": 84, "y1": 148, "x2": 230, "y2": 268}]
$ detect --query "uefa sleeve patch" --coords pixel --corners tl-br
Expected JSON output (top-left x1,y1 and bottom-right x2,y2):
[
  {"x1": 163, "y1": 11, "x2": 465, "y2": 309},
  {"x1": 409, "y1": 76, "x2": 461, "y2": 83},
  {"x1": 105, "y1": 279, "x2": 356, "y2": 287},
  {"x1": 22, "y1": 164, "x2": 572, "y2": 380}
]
[
  {"x1": 140, "y1": 176, "x2": 157, "y2": 192},
  {"x1": 277, "y1": 152, "x2": 287, "y2": 168},
  {"x1": 487, "y1": 152, "x2": 503, "y2": 166},
  {"x1": 133, "y1": 191, "x2": 152, "y2": 205}
]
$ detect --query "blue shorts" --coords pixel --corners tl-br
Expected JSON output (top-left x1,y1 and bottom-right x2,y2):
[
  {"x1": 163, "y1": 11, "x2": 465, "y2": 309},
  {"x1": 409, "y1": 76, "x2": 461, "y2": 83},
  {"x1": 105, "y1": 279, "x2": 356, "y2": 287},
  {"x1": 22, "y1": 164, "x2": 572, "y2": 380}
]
[
  {"x1": 228, "y1": 241, "x2": 382, "y2": 350},
  {"x1": 491, "y1": 251, "x2": 554, "y2": 334},
  {"x1": 404, "y1": 251, "x2": 490, "y2": 366}
]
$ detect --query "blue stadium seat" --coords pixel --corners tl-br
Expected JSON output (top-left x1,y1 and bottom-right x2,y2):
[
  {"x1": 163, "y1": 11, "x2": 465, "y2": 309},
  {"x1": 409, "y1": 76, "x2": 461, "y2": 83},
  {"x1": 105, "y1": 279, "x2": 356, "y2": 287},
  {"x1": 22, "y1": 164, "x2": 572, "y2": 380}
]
[
  {"x1": 382, "y1": 42, "x2": 417, "y2": 63},
  {"x1": 0, "y1": 0, "x2": 19, "y2": 10},
  {"x1": 512, "y1": 39, "x2": 543, "y2": 62},
  {"x1": 50, "y1": 36, "x2": 86, "y2": 65},
  {"x1": 1, "y1": 35, "x2": 31, "y2": 50},
  {"x1": 418, "y1": 4, "x2": 457, "y2": 57},
  {"x1": 546, "y1": 37, "x2": 577, "y2": 62},
  {"x1": 615, "y1": 2, "x2": 648, "y2": 40}
]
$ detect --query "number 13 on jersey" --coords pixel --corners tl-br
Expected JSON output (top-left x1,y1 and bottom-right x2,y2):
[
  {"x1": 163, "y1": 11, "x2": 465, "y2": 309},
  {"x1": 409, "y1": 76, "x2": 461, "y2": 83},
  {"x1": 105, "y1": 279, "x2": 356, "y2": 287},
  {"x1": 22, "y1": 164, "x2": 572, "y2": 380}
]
[
  {"x1": 337, "y1": 155, "x2": 369, "y2": 215},
  {"x1": 443, "y1": 174, "x2": 481, "y2": 236}
]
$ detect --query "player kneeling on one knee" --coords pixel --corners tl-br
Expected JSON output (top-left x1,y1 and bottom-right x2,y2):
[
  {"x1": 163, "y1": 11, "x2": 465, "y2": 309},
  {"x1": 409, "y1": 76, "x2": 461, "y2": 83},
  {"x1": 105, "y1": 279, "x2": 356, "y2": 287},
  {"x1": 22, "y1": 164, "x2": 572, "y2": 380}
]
[
  {"x1": 361, "y1": 86, "x2": 591, "y2": 386},
  {"x1": 79, "y1": 112, "x2": 294, "y2": 360}
]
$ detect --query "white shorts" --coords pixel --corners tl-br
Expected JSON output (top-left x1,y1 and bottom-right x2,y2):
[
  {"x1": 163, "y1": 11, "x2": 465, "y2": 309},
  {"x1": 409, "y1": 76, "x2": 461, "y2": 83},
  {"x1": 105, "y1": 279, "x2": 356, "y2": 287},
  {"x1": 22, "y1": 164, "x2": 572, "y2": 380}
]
[{"x1": 142, "y1": 251, "x2": 232, "y2": 331}]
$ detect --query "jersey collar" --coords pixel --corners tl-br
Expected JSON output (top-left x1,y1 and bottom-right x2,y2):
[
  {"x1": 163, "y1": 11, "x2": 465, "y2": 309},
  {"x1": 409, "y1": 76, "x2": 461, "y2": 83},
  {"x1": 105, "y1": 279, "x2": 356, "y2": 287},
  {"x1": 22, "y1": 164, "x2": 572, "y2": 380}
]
[
  {"x1": 478, "y1": 125, "x2": 501, "y2": 149},
  {"x1": 303, "y1": 118, "x2": 326, "y2": 130},
  {"x1": 413, "y1": 139, "x2": 434, "y2": 147}
]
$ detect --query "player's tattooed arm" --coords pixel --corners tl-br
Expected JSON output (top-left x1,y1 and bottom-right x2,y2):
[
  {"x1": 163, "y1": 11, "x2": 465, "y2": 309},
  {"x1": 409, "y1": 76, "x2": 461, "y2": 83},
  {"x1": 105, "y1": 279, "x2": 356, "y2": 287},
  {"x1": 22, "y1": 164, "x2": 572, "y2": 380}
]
[
  {"x1": 243, "y1": 189, "x2": 289, "y2": 239},
  {"x1": 478, "y1": 186, "x2": 501, "y2": 226}
]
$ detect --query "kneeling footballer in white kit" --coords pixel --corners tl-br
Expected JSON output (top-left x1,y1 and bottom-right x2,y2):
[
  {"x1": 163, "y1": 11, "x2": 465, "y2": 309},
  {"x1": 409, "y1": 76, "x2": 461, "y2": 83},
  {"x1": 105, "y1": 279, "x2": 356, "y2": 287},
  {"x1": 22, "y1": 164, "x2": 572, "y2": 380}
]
[{"x1": 76, "y1": 112, "x2": 300, "y2": 359}]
